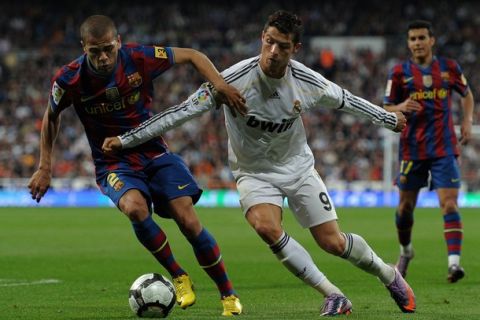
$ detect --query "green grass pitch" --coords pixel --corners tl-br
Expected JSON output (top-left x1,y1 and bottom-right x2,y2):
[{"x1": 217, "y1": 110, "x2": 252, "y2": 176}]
[{"x1": 1, "y1": 207, "x2": 479, "y2": 319}]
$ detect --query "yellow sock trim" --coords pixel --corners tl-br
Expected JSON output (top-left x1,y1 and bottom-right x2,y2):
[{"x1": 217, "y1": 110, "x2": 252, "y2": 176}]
[
  {"x1": 200, "y1": 255, "x2": 223, "y2": 269},
  {"x1": 152, "y1": 239, "x2": 168, "y2": 254}
]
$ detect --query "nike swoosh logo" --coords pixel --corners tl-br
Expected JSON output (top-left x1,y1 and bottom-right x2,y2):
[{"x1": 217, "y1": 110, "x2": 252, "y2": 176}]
[
  {"x1": 80, "y1": 95, "x2": 98, "y2": 103},
  {"x1": 403, "y1": 77, "x2": 414, "y2": 83},
  {"x1": 451, "y1": 178, "x2": 460, "y2": 183},
  {"x1": 178, "y1": 183, "x2": 191, "y2": 190}
]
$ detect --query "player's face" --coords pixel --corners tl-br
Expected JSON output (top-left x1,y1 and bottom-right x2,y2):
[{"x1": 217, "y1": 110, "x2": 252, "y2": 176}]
[
  {"x1": 407, "y1": 28, "x2": 434, "y2": 64},
  {"x1": 82, "y1": 31, "x2": 121, "y2": 75},
  {"x1": 260, "y1": 26, "x2": 301, "y2": 78}
]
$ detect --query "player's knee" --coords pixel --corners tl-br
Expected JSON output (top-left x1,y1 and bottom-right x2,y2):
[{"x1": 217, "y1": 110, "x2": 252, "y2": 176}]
[
  {"x1": 398, "y1": 201, "x2": 415, "y2": 215},
  {"x1": 441, "y1": 199, "x2": 458, "y2": 213},
  {"x1": 120, "y1": 199, "x2": 149, "y2": 222},
  {"x1": 253, "y1": 223, "x2": 282, "y2": 244}
]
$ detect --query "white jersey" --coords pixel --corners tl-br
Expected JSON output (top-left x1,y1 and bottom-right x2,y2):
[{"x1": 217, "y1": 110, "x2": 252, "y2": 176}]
[
  {"x1": 221, "y1": 56, "x2": 397, "y2": 182},
  {"x1": 119, "y1": 57, "x2": 398, "y2": 183}
]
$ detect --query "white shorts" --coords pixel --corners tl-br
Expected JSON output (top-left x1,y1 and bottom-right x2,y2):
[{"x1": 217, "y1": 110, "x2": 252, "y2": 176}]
[{"x1": 236, "y1": 169, "x2": 337, "y2": 228}]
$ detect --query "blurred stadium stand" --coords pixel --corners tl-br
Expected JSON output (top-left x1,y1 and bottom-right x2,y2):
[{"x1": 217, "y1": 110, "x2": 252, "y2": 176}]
[{"x1": 1, "y1": 0, "x2": 479, "y2": 195}]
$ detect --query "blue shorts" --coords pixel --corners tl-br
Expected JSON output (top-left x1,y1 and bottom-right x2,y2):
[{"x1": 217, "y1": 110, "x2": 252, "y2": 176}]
[
  {"x1": 97, "y1": 152, "x2": 202, "y2": 218},
  {"x1": 396, "y1": 155, "x2": 461, "y2": 191}
]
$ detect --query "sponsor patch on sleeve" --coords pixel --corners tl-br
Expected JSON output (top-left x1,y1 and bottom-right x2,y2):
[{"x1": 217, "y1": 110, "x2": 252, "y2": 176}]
[
  {"x1": 154, "y1": 46, "x2": 168, "y2": 59},
  {"x1": 384, "y1": 80, "x2": 392, "y2": 97},
  {"x1": 51, "y1": 81, "x2": 65, "y2": 106}
]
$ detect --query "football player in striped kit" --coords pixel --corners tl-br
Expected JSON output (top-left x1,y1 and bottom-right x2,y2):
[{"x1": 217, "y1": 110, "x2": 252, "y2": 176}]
[
  {"x1": 383, "y1": 20, "x2": 474, "y2": 283},
  {"x1": 27, "y1": 14, "x2": 246, "y2": 316},
  {"x1": 103, "y1": 11, "x2": 416, "y2": 315}
]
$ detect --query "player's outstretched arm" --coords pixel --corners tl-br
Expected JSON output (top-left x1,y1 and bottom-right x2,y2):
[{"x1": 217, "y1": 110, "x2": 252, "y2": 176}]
[
  {"x1": 335, "y1": 88, "x2": 405, "y2": 132},
  {"x1": 28, "y1": 103, "x2": 61, "y2": 203},
  {"x1": 172, "y1": 47, "x2": 247, "y2": 117},
  {"x1": 102, "y1": 83, "x2": 219, "y2": 153}
]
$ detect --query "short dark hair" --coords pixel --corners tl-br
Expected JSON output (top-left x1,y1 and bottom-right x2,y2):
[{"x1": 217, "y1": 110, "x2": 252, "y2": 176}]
[
  {"x1": 80, "y1": 15, "x2": 117, "y2": 42},
  {"x1": 407, "y1": 20, "x2": 434, "y2": 37},
  {"x1": 264, "y1": 10, "x2": 303, "y2": 44}
]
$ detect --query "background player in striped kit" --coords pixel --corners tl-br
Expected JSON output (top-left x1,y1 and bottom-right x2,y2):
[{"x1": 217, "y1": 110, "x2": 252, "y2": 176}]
[
  {"x1": 103, "y1": 10, "x2": 417, "y2": 316},
  {"x1": 27, "y1": 14, "x2": 246, "y2": 316},
  {"x1": 383, "y1": 20, "x2": 474, "y2": 283}
]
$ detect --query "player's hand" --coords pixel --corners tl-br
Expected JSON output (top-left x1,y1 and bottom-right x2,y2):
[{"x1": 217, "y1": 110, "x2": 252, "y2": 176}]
[
  {"x1": 28, "y1": 168, "x2": 52, "y2": 203},
  {"x1": 393, "y1": 111, "x2": 407, "y2": 132},
  {"x1": 102, "y1": 136, "x2": 123, "y2": 154},
  {"x1": 399, "y1": 98, "x2": 422, "y2": 113},
  {"x1": 214, "y1": 82, "x2": 247, "y2": 117},
  {"x1": 459, "y1": 120, "x2": 472, "y2": 145}
]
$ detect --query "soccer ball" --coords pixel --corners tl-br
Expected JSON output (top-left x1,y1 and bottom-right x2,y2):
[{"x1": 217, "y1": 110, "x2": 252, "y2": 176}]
[{"x1": 128, "y1": 273, "x2": 176, "y2": 318}]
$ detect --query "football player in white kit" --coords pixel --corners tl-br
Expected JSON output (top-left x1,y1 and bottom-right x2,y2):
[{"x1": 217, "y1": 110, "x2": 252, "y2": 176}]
[{"x1": 103, "y1": 10, "x2": 416, "y2": 316}]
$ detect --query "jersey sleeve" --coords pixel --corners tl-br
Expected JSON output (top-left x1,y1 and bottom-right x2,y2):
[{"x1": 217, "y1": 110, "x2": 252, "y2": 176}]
[
  {"x1": 312, "y1": 74, "x2": 398, "y2": 130},
  {"x1": 119, "y1": 84, "x2": 217, "y2": 148},
  {"x1": 450, "y1": 60, "x2": 470, "y2": 97},
  {"x1": 49, "y1": 69, "x2": 73, "y2": 113},
  {"x1": 383, "y1": 66, "x2": 403, "y2": 106},
  {"x1": 141, "y1": 45, "x2": 175, "y2": 80}
]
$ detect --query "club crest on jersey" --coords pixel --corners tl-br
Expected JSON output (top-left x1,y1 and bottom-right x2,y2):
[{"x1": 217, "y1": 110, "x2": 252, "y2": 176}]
[
  {"x1": 154, "y1": 46, "x2": 168, "y2": 59},
  {"x1": 127, "y1": 72, "x2": 142, "y2": 88},
  {"x1": 105, "y1": 87, "x2": 120, "y2": 101},
  {"x1": 422, "y1": 75, "x2": 432, "y2": 87},
  {"x1": 292, "y1": 100, "x2": 302, "y2": 114},
  {"x1": 127, "y1": 91, "x2": 140, "y2": 104},
  {"x1": 107, "y1": 173, "x2": 125, "y2": 192},
  {"x1": 51, "y1": 81, "x2": 65, "y2": 106}
]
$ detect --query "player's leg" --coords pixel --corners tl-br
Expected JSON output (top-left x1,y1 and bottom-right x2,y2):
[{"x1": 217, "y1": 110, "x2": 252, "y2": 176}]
[
  {"x1": 395, "y1": 189, "x2": 419, "y2": 277},
  {"x1": 239, "y1": 176, "x2": 349, "y2": 315},
  {"x1": 99, "y1": 172, "x2": 187, "y2": 281},
  {"x1": 245, "y1": 204, "x2": 346, "y2": 298},
  {"x1": 118, "y1": 189, "x2": 187, "y2": 277},
  {"x1": 394, "y1": 160, "x2": 429, "y2": 277},
  {"x1": 432, "y1": 156, "x2": 464, "y2": 282},
  {"x1": 288, "y1": 170, "x2": 415, "y2": 313},
  {"x1": 168, "y1": 196, "x2": 240, "y2": 310},
  {"x1": 150, "y1": 153, "x2": 240, "y2": 314}
]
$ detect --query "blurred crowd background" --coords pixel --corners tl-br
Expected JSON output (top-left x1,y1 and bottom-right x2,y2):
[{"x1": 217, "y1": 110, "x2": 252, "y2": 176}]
[{"x1": 1, "y1": 0, "x2": 479, "y2": 191}]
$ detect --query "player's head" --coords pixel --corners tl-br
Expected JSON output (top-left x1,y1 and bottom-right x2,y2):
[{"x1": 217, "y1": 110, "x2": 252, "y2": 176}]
[
  {"x1": 406, "y1": 20, "x2": 435, "y2": 64},
  {"x1": 260, "y1": 10, "x2": 303, "y2": 78},
  {"x1": 80, "y1": 15, "x2": 121, "y2": 75}
]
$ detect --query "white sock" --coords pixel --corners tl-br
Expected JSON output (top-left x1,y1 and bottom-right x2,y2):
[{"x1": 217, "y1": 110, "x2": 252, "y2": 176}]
[
  {"x1": 342, "y1": 233, "x2": 395, "y2": 285},
  {"x1": 448, "y1": 254, "x2": 460, "y2": 267},
  {"x1": 270, "y1": 232, "x2": 343, "y2": 296},
  {"x1": 400, "y1": 243, "x2": 414, "y2": 257}
]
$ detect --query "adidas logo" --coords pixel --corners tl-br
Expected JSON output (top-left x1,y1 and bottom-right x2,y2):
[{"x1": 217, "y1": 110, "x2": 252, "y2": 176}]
[{"x1": 268, "y1": 91, "x2": 280, "y2": 99}]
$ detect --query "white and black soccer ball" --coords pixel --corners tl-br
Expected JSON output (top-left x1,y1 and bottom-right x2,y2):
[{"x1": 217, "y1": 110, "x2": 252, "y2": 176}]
[{"x1": 128, "y1": 273, "x2": 176, "y2": 318}]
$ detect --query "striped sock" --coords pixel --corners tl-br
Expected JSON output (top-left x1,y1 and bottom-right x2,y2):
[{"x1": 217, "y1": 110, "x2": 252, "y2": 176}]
[
  {"x1": 132, "y1": 215, "x2": 185, "y2": 277},
  {"x1": 443, "y1": 212, "x2": 463, "y2": 261},
  {"x1": 395, "y1": 210, "x2": 414, "y2": 251},
  {"x1": 188, "y1": 228, "x2": 235, "y2": 298}
]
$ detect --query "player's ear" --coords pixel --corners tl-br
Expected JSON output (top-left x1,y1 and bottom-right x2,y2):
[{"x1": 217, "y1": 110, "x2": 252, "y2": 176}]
[
  {"x1": 293, "y1": 42, "x2": 302, "y2": 54},
  {"x1": 430, "y1": 36, "x2": 435, "y2": 47},
  {"x1": 80, "y1": 40, "x2": 86, "y2": 52},
  {"x1": 117, "y1": 34, "x2": 122, "y2": 47}
]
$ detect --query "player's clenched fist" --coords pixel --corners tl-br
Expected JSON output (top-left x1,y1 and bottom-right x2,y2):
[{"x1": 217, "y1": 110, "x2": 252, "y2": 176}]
[{"x1": 102, "y1": 137, "x2": 122, "y2": 154}]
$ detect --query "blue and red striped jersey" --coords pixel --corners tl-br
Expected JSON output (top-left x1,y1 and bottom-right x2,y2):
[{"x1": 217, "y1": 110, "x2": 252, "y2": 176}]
[
  {"x1": 383, "y1": 56, "x2": 469, "y2": 160},
  {"x1": 49, "y1": 43, "x2": 175, "y2": 177}
]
